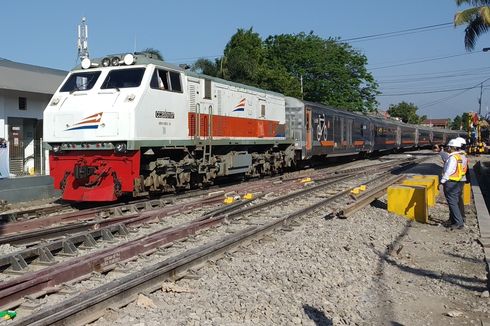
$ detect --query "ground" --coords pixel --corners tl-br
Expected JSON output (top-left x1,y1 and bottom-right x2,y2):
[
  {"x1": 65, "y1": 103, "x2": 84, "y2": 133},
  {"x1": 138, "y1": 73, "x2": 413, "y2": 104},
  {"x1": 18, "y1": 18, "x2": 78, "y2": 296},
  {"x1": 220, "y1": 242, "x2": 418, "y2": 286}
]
[{"x1": 90, "y1": 154, "x2": 490, "y2": 326}]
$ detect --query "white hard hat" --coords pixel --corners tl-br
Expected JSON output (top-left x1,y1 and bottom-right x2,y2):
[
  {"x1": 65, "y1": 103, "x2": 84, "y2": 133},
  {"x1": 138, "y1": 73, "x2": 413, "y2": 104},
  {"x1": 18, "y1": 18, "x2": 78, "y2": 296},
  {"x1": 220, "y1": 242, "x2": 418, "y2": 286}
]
[
  {"x1": 455, "y1": 137, "x2": 466, "y2": 145},
  {"x1": 447, "y1": 138, "x2": 462, "y2": 148}
]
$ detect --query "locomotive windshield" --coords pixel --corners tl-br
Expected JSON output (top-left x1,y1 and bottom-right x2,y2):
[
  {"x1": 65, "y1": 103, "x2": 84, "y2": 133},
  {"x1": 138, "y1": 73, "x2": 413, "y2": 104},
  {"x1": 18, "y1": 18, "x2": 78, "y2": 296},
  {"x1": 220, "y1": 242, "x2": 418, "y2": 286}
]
[
  {"x1": 101, "y1": 68, "x2": 145, "y2": 89},
  {"x1": 60, "y1": 71, "x2": 101, "y2": 93}
]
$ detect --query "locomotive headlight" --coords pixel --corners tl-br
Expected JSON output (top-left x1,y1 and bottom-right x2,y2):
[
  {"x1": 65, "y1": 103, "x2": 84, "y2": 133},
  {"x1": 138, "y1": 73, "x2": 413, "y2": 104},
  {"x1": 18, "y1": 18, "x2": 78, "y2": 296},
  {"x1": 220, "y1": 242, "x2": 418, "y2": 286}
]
[
  {"x1": 124, "y1": 53, "x2": 135, "y2": 65},
  {"x1": 114, "y1": 143, "x2": 127, "y2": 153},
  {"x1": 81, "y1": 58, "x2": 91, "y2": 69},
  {"x1": 111, "y1": 57, "x2": 120, "y2": 66},
  {"x1": 102, "y1": 57, "x2": 111, "y2": 67},
  {"x1": 52, "y1": 144, "x2": 62, "y2": 153}
]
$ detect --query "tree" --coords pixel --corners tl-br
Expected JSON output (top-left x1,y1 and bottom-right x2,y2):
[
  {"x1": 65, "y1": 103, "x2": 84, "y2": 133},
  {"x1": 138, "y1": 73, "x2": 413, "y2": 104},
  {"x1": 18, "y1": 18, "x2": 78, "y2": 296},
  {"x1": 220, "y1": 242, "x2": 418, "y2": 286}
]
[
  {"x1": 454, "y1": 0, "x2": 490, "y2": 50},
  {"x1": 142, "y1": 48, "x2": 164, "y2": 61},
  {"x1": 387, "y1": 102, "x2": 426, "y2": 124},
  {"x1": 216, "y1": 30, "x2": 378, "y2": 112},
  {"x1": 262, "y1": 33, "x2": 378, "y2": 112},
  {"x1": 191, "y1": 58, "x2": 220, "y2": 76},
  {"x1": 222, "y1": 28, "x2": 264, "y2": 86},
  {"x1": 451, "y1": 115, "x2": 463, "y2": 129}
]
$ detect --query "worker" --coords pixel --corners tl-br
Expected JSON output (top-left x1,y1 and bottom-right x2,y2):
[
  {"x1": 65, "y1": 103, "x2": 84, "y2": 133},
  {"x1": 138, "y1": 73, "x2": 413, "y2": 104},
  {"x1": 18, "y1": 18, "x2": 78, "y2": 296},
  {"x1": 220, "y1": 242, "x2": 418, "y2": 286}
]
[{"x1": 434, "y1": 138, "x2": 468, "y2": 229}]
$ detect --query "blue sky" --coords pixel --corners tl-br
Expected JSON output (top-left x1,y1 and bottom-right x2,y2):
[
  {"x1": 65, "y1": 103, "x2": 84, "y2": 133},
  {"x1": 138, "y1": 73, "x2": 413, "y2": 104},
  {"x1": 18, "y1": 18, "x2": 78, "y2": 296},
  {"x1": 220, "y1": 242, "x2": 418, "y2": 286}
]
[{"x1": 2, "y1": 0, "x2": 490, "y2": 119}]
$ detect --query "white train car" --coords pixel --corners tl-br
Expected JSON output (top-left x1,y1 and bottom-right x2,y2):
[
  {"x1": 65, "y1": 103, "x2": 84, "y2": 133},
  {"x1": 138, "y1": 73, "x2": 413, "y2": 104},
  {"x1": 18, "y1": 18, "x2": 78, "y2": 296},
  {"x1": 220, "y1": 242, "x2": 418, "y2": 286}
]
[{"x1": 44, "y1": 53, "x2": 294, "y2": 201}]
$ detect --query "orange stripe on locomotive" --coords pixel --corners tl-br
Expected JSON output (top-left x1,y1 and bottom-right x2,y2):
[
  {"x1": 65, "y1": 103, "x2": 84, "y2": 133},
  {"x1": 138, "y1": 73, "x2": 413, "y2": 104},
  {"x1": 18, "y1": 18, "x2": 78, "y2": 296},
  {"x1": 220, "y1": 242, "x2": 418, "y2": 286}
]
[{"x1": 188, "y1": 112, "x2": 284, "y2": 138}]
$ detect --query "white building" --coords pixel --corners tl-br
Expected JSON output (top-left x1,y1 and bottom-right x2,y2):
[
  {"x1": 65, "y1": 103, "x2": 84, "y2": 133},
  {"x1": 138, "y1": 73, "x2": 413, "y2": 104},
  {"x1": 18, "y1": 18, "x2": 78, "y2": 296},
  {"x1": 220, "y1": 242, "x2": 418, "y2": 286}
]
[{"x1": 0, "y1": 58, "x2": 66, "y2": 175}]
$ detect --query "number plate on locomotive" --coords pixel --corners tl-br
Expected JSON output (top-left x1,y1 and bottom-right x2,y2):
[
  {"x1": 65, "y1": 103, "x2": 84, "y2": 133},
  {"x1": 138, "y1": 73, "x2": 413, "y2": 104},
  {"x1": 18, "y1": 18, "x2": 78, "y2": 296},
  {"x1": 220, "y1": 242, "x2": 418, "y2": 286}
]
[{"x1": 155, "y1": 111, "x2": 175, "y2": 119}]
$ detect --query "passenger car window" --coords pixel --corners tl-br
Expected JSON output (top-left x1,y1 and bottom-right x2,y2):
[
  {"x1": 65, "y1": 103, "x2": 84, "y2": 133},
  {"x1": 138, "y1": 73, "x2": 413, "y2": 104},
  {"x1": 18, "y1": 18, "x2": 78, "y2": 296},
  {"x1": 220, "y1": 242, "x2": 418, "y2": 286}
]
[
  {"x1": 60, "y1": 71, "x2": 101, "y2": 92},
  {"x1": 101, "y1": 68, "x2": 145, "y2": 89}
]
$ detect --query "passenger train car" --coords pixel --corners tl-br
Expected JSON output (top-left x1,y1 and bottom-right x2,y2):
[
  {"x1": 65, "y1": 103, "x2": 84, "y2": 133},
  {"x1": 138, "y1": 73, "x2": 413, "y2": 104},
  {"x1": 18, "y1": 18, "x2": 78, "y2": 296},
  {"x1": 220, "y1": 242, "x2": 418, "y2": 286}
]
[
  {"x1": 43, "y1": 52, "x2": 461, "y2": 202},
  {"x1": 285, "y1": 97, "x2": 460, "y2": 160}
]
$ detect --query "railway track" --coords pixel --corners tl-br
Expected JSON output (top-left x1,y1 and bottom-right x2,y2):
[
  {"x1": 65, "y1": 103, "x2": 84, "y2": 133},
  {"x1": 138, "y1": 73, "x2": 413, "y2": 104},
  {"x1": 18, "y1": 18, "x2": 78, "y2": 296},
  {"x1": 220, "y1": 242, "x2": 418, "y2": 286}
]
[
  {"x1": 0, "y1": 158, "x2": 396, "y2": 240},
  {"x1": 0, "y1": 156, "x2": 425, "y2": 325}
]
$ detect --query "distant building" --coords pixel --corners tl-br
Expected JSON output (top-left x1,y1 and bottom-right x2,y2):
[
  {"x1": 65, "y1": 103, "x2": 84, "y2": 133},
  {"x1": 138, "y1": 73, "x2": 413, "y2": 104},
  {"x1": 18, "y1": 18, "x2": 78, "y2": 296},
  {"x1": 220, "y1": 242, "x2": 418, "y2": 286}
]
[
  {"x1": 421, "y1": 118, "x2": 450, "y2": 129},
  {"x1": 376, "y1": 110, "x2": 391, "y2": 118},
  {"x1": 0, "y1": 58, "x2": 66, "y2": 175}
]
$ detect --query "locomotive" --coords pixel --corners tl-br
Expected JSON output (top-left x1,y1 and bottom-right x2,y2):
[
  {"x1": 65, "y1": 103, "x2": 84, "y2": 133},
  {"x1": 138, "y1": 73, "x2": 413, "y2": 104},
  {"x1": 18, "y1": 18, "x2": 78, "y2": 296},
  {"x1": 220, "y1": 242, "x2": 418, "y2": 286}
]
[{"x1": 43, "y1": 52, "x2": 462, "y2": 202}]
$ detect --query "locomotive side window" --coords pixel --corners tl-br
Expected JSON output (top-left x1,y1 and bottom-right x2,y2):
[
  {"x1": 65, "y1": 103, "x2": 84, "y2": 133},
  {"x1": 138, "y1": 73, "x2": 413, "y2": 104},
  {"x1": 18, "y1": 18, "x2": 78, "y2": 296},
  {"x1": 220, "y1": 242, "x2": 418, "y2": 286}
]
[
  {"x1": 150, "y1": 69, "x2": 182, "y2": 92},
  {"x1": 204, "y1": 79, "x2": 212, "y2": 99},
  {"x1": 151, "y1": 69, "x2": 169, "y2": 90},
  {"x1": 60, "y1": 71, "x2": 101, "y2": 92},
  {"x1": 101, "y1": 68, "x2": 145, "y2": 89},
  {"x1": 169, "y1": 71, "x2": 182, "y2": 92}
]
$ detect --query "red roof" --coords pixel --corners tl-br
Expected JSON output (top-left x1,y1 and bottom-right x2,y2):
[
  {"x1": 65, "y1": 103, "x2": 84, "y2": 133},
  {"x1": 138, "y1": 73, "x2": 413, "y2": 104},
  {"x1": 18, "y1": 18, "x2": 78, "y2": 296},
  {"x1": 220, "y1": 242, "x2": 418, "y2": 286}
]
[{"x1": 422, "y1": 119, "x2": 449, "y2": 125}]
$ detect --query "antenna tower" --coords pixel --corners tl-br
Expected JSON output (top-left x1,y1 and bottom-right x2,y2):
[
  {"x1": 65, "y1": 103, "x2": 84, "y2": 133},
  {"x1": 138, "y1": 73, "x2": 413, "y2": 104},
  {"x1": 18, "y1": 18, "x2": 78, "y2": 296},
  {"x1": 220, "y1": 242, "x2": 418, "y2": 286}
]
[{"x1": 77, "y1": 17, "x2": 89, "y2": 61}]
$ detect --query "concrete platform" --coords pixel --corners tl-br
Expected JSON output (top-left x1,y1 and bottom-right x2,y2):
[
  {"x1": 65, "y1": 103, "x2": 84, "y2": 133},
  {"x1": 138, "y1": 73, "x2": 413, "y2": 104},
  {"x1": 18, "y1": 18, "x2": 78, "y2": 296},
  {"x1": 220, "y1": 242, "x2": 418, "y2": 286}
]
[
  {"x1": 472, "y1": 159, "x2": 490, "y2": 289},
  {"x1": 0, "y1": 176, "x2": 60, "y2": 203}
]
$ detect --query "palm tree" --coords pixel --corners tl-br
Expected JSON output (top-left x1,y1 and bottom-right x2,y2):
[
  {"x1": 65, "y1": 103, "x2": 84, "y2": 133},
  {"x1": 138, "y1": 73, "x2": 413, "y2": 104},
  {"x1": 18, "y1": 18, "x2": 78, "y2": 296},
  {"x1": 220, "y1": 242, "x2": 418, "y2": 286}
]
[{"x1": 454, "y1": 0, "x2": 490, "y2": 50}]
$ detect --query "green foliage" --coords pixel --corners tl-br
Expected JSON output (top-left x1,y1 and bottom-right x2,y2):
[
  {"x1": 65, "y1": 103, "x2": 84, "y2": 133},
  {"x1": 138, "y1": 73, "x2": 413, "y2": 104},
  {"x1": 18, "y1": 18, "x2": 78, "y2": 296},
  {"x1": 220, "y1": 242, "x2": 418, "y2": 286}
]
[
  {"x1": 454, "y1": 1, "x2": 490, "y2": 50},
  {"x1": 462, "y1": 112, "x2": 470, "y2": 130},
  {"x1": 142, "y1": 48, "x2": 164, "y2": 61},
  {"x1": 188, "y1": 28, "x2": 379, "y2": 112},
  {"x1": 222, "y1": 28, "x2": 264, "y2": 86},
  {"x1": 191, "y1": 58, "x2": 220, "y2": 76},
  {"x1": 207, "y1": 29, "x2": 378, "y2": 112},
  {"x1": 387, "y1": 101, "x2": 425, "y2": 124},
  {"x1": 451, "y1": 115, "x2": 464, "y2": 130}
]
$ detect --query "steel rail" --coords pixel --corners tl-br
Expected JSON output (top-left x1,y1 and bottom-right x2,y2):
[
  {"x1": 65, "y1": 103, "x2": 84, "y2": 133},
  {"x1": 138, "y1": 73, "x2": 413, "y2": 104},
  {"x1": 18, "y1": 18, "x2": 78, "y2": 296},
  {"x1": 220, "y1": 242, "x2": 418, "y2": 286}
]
[
  {"x1": 0, "y1": 173, "x2": 360, "y2": 308},
  {"x1": 10, "y1": 164, "x2": 410, "y2": 326},
  {"x1": 1, "y1": 157, "x2": 420, "y2": 313}
]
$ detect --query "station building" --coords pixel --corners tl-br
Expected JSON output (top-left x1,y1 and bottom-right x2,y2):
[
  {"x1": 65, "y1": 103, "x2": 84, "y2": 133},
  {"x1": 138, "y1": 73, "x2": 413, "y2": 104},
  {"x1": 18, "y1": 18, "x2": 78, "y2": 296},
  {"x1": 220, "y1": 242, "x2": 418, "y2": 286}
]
[{"x1": 0, "y1": 58, "x2": 66, "y2": 175}]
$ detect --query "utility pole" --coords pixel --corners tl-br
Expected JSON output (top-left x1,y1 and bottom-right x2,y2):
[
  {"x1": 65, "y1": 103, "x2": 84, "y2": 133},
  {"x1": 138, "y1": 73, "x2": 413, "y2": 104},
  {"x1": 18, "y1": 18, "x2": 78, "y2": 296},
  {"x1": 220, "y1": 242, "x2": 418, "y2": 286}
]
[
  {"x1": 479, "y1": 82, "x2": 483, "y2": 116},
  {"x1": 300, "y1": 75, "x2": 304, "y2": 99},
  {"x1": 77, "y1": 17, "x2": 89, "y2": 61}
]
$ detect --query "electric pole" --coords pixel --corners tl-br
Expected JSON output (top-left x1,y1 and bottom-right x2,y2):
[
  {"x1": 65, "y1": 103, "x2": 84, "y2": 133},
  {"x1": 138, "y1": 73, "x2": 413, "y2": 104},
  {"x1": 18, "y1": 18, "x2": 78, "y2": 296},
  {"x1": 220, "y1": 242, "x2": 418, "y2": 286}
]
[{"x1": 479, "y1": 82, "x2": 483, "y2": 116}]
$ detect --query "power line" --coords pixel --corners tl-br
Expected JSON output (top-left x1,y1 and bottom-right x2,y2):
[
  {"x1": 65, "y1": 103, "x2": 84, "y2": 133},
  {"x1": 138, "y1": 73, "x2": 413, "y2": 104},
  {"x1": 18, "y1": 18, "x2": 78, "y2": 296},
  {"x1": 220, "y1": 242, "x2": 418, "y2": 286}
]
[
  {"x1": 369, "y1": 51, "x2": 481, "y2": 70},
  {"x1": 375, "y1": 66, "x2": 490, "y2": 78},
  {"x1": 378, "y1": 86, "x2": 478, "y2": 96},
  {"x1": 416, "y1": 77, "x2": 490, "y2": 109},
  {"x1": 168, "y1": 23, "x2": 455, "y2": 64},
  {"x1": 340, "y1": 22, "x2": 452, "y2": 42},
  {"x1": 378, "y1": 70, "x2": 490, "y2": 84}
]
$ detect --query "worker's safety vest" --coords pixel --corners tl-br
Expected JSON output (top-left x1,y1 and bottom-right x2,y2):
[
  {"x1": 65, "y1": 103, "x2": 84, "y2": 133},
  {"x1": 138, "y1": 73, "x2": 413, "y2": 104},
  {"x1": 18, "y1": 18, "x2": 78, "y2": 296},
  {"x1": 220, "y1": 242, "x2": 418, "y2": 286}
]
[{"x1": 448, "y1": 153, "x2": 466, "y2": 181}]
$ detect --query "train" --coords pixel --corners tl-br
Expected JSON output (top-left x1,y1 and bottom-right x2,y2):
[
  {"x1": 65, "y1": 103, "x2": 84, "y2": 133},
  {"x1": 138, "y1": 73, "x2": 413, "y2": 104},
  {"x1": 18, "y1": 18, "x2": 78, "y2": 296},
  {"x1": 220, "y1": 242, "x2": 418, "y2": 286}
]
[{"x1": 43, "y1": 52, "x2": 463, "y2": 201}]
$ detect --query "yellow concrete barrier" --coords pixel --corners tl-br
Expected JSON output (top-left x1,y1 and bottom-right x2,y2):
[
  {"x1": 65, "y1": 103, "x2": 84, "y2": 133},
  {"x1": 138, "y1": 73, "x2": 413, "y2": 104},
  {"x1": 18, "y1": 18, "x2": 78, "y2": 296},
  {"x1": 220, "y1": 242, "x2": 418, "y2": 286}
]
[
  {"x1": 402, "y1": 178, "x2": 436, "y2": 207},
  {"x1": 462, "y1": 183, "x2": 471, "y2": 206},
  {"x1": 387, "y1": 185, "x2": 428, "y2": 223},
  {"x1": 412, "y1": 175, "x2": 439, "y2": 191}
]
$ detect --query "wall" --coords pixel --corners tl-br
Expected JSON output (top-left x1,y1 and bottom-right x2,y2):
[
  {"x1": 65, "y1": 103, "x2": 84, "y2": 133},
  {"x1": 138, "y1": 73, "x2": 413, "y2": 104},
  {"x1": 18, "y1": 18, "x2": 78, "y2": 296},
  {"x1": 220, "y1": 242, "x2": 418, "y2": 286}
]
[{"x1": 0, "y1": 90, "x2": 5, "y2": 138}]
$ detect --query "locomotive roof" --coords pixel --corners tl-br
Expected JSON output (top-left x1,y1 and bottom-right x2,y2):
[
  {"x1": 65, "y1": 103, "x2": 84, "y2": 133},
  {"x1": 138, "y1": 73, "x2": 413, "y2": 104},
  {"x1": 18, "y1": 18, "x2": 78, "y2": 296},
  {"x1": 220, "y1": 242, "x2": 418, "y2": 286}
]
[{"x1": 73, "y1": 52, "x2": 283, "y2": 97}]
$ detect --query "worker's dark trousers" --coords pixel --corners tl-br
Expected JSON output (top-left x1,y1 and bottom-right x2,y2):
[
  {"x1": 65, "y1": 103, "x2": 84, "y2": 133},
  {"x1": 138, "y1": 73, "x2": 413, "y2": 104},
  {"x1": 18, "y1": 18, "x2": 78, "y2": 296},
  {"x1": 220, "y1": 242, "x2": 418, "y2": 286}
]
[{"x1": 443, "y1": 180, "x2": 464, "y2": 226}]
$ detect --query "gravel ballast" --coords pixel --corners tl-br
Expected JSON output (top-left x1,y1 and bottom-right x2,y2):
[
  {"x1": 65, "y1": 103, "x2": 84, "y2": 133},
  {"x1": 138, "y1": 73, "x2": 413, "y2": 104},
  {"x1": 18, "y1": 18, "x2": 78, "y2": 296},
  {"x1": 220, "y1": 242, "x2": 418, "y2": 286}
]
[{"x1": 90, "y1": 155, "x2": 489, "y2": 326}]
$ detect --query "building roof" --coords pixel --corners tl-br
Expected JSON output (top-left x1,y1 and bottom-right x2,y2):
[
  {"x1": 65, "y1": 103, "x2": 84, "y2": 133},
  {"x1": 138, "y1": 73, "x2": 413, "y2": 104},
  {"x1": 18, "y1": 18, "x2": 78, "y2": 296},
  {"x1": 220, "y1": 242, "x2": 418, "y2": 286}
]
[
  {"x1": 0, "y1": 58, "x2": 67, "y2": 95},
  {"x1": 422, "y1": 119, "x2": 449, "y2": 125}
]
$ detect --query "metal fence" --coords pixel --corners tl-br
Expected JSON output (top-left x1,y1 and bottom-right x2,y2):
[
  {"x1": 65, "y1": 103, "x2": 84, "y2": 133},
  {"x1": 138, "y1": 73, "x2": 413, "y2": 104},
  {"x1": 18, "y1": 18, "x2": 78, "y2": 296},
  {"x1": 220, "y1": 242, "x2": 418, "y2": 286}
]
[{"x1": 7, "y1": 139, "x2": 48, "y2": 177}]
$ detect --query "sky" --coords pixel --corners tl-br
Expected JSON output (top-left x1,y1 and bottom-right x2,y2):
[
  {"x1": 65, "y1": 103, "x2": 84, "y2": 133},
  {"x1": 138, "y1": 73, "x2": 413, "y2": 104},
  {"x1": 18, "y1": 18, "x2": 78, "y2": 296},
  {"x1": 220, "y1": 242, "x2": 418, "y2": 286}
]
[{"x1": 2, "y1": 0, "x2": 490, "y2": 120}]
